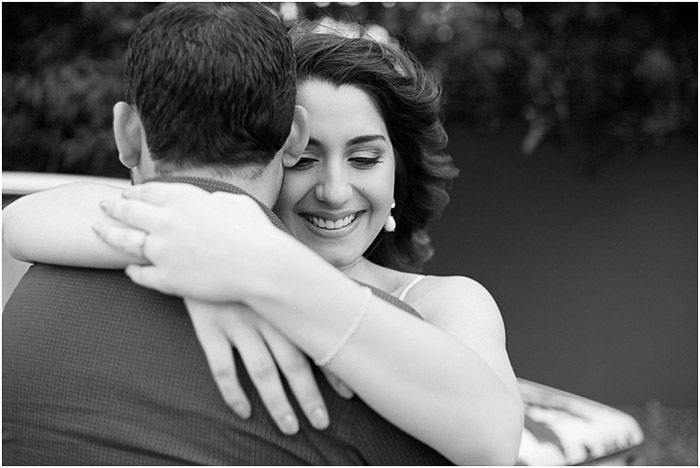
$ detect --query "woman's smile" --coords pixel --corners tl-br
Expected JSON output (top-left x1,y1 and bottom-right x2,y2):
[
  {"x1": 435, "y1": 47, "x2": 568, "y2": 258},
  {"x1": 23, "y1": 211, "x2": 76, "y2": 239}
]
[
  {"x1": 298, "y1": 210, "x2": 365, "y2": 238},
  {"x1": 301, "y1": 211, "x2": 361, "y2": 230}
]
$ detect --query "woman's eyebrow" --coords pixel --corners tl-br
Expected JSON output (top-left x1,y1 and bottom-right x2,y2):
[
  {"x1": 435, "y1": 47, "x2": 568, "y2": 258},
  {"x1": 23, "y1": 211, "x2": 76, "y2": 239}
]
[
  {"x1": 307, "y1": 135, "x2": 386, "y2": 148},
  {"x1": 307, "y1": 137, "x2": 323, "y2": 147},
  {"x1": 346, "y1": 135, "x2": 386, "y2": 146}
]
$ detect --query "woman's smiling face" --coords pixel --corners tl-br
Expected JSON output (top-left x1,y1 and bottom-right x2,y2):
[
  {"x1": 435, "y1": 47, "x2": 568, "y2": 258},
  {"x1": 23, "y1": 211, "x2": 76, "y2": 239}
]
[{"x1": 274, "y1": 79, "x2": 396, "y2": 269}]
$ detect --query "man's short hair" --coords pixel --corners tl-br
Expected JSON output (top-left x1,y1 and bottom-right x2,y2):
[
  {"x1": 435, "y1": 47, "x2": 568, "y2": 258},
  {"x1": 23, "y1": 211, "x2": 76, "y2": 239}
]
[{"x1": 125, "y1": 3, "x2": 295, "y2": 173}]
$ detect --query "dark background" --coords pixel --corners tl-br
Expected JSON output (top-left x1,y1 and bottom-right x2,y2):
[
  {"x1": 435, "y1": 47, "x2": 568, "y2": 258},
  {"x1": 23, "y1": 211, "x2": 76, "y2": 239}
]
[{"x1": 2, "y1": 3, "x2": 697, "y2": 408}]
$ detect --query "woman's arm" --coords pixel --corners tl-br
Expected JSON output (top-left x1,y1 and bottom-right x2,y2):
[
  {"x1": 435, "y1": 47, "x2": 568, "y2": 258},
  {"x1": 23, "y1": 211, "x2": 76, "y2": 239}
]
[
  {"x1": 3, "y1": 182, "x2": 140, "y2": 267},
  {"x1": 96, "y1": 183, "x2": 524, "y2": 465},
  {"x1": 253, "y1": 255, "x2": 523, "y2": 465},
  {"x1": 3, "y1": 181, "x2": 339, "y2": 431},
  {"x1": 250, "y1": 249, "x2": 522, "y2": 465}
]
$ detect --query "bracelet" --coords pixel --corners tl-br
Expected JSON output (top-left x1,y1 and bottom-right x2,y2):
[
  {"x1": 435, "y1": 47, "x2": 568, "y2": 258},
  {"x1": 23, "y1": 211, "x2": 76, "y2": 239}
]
[{"x1": 315, "y1": 287, "x2": 373, "y2": 367}]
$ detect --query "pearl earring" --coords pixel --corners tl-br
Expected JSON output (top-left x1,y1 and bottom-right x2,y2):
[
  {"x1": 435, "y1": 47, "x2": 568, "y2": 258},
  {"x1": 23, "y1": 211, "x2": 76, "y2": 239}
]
[{"x1": 384, "y1": 201, "x2": 396, "y2": 232}]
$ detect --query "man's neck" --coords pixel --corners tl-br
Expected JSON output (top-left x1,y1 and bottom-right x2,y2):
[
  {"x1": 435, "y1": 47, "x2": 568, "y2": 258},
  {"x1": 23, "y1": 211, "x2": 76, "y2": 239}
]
[{"x1": 153, "y1": 166, "x2": 279, "y2": 208}]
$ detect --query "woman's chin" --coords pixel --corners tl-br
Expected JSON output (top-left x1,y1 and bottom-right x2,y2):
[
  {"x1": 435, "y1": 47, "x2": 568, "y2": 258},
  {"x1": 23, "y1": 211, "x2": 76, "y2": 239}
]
[{"x1": 316, "y1": 248, "x2": 362, "y2": 272}]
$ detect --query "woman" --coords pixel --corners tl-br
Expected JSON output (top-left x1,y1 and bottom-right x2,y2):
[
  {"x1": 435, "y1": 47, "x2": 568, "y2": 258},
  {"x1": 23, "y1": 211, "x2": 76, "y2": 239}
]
[{"x1": 4, "y1": 26, "x2": 523, "y2": 464}]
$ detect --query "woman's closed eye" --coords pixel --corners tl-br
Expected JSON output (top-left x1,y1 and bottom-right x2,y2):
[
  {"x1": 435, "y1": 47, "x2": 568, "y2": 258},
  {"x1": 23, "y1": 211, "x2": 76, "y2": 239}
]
[
  {"x1": 348, "y1": 151, "x2": 383, "y2": 169},
  {"x1": 288, "y1": 155, "x2": 318, "y2": 171}
]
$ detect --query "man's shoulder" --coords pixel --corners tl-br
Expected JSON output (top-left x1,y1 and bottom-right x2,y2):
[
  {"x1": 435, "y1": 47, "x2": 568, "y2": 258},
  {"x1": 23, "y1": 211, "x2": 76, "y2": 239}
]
[
  {"x1": 152, "y1": 175, "x2": 245, "y2": 196},
  {"x1": 7, "y1": 263, "x2": 182, "y2": 312},
  {"x1": 21, "y1": 262, "x2": 132, "y2": 284}
]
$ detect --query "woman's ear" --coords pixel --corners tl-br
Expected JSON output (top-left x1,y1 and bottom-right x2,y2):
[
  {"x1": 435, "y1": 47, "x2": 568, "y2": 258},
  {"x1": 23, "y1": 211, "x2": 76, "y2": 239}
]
[
  {"x1": 280, "y1": 105, "x2": 309, "y2": 168},
  {"x1": 113, "y1": 102, "x2": 144, "y2": 169}
]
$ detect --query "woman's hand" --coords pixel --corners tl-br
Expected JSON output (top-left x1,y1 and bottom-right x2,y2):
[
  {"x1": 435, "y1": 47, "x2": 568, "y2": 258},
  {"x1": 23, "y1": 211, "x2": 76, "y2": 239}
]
[
  {"x1": 185, "y1": 299, "x2": 332, "y2": 434},
  {"x1": 93, "y1": 182, "x2": 288, "y2": 302},
  {"x1": 94, "y1": 182, "x2": 355, "y2": 424}
]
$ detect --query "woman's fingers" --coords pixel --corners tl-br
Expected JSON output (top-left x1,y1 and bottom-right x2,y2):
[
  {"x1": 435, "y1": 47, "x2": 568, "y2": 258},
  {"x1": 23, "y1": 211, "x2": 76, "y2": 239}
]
[
  {"x1": 124, "y1": 265, "x2": 170, "y2": 296},
  {"x1": 185, "y1": 300, "x2": 252, "y2": 419},
  {"x1": 93, "y1": 223, "x2": 149, "y2": 260},
  {"x1": 322, "y1": 369, "x2": 354, "y2": 400},
  {"x1": 98, "y1": 198, "x2": 161, "y2": 232},
  {"x1": 230, "y1": 323, "x2": 300, "y2": 435},
  {"x1": 259, "y1": 323, "x2": 330, "y2": 430}
]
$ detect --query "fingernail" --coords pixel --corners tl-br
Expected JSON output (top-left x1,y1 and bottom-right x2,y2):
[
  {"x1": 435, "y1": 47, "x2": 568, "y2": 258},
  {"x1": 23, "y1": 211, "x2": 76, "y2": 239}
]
[
  {"x1": 310, "y1": 407, "x2": 329, "y2": 429},
  {"x1": 279, "y1": 413, "x2": 299, "y2": 435},
  {"x1": 233, "y1": 403, "x2": 251, "y2": 419},
  {"x1": 338, "y1": 383, "x2": 354, "y2": 399}
]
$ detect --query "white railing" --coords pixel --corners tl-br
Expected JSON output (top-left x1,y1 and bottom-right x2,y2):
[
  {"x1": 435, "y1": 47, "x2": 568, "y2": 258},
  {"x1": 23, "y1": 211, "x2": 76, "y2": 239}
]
[{"x1": 3, "y1": 171, "x2": 130, "y2": 195}]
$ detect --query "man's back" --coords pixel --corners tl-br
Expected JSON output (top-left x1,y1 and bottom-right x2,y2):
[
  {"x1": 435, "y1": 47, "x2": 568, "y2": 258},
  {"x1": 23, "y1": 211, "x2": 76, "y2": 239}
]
[{"x1": 3, "y1": 262, "x2": 450, "y2": 465}]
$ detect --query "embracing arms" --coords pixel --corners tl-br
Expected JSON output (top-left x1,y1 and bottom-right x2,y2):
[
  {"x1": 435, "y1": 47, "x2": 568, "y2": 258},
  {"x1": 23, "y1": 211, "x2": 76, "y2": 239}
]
[
  {"x1": 96, "y1": 183, "x2": 524, "y2": 465},
  {"x1": 2, "y1": 182, "x2": 341, "y2": 434}
]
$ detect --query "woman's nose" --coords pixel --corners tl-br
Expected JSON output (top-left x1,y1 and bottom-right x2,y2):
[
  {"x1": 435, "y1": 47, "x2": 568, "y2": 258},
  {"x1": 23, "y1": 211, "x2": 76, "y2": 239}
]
[{"x1": 314, "y1": 169, "x2": 353, "y2": 206}]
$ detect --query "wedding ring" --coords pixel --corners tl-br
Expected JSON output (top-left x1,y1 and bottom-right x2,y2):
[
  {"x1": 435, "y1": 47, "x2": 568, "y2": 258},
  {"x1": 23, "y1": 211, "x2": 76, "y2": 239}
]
[{"x1": 136, "y1": 231, "x2": 148, "y2": 259}]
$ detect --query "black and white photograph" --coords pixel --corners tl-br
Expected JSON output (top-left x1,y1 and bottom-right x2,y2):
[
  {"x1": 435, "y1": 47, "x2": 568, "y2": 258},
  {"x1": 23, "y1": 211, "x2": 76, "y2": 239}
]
[{"x1": 2, "y1": 2, "x2": 697, "y2": 465}]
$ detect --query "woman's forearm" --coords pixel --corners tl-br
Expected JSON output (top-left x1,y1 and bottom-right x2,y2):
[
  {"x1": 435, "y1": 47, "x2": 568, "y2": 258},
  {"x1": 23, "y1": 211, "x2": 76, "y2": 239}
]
[
  {"x1": 3, "y1": 182, "x2": 140, "y2": 268},
  {"x1": 247, "y1": 239, "x2": 523, "y2": 465}
]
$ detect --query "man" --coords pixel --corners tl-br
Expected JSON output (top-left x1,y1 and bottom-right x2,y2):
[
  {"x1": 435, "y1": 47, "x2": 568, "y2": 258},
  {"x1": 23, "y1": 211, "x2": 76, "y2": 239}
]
[{"x1": 3, "y1": 3, "x2": 451, "y2": 464}]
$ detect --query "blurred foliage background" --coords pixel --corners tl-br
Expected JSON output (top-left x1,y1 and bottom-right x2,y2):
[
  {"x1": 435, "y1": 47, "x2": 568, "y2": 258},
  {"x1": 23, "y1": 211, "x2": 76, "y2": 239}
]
[{"x1": 2, "y1": 2, "x2": 697, "y2": 178}]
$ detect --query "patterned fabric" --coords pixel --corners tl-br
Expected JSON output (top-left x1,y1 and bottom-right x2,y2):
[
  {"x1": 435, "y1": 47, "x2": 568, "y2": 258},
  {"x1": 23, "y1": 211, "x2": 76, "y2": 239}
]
[
  {"x1": 2, "y1": 177, "x2": 446, "y2": 465},
  {"x1": 516, "y1": 378, "x2": 645, "y2": 465}
]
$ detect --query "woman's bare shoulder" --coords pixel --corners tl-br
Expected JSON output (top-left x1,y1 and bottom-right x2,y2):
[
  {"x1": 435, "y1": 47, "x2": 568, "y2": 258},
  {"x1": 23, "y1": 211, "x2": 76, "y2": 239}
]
[
  {"x1": 408, "y1": 275, "x2": 495, "y2": 305},
  {"x1": 406, "y1": 275, "x2": 506, "y2": 337}
]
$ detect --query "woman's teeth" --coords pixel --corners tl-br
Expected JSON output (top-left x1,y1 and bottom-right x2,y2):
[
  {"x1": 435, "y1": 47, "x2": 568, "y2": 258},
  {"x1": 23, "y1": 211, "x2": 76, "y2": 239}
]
[{"x1": 305, "y1": 213, "x2": 356, "y2": 230}]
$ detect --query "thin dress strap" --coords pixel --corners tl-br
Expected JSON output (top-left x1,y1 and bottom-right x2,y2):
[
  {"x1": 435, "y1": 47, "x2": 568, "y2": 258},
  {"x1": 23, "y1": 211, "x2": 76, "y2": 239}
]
[{"x1": 397, "y1": 275, "x2": 426, "y2": 301}]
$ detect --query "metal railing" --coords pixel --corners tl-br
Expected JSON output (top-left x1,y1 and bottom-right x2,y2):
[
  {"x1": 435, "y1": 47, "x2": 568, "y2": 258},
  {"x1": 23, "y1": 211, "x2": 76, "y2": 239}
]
[{"x1": 3, "y1": 171, "x2": 130, "y2": 196}]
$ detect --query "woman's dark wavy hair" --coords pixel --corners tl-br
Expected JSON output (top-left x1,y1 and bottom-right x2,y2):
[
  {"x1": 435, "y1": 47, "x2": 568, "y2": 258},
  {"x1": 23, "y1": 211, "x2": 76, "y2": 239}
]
[{"x1": 290, "y1": 22, "x2": 459, "y2": 272}]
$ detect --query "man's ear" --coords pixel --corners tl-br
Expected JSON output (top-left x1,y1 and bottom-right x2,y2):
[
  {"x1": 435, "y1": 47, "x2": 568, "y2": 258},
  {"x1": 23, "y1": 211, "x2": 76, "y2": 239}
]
[
  {"x1": 280, "y1": 105, "x2": 309, "y2": 168},
  {"x1": 113, "y1": 102, "x2": 144, "y2": 169}
]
